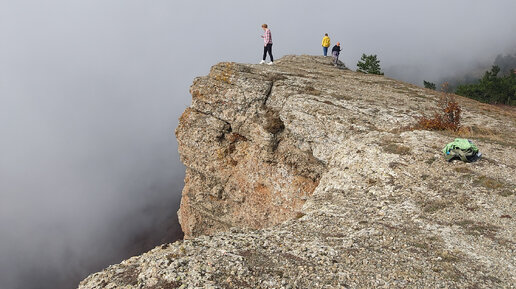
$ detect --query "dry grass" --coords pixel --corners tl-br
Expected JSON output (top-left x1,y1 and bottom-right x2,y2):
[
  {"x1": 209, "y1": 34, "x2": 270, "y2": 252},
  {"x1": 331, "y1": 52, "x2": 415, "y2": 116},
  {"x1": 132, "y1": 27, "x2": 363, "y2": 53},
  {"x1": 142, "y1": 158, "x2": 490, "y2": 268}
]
[
  {"x1": 330, "y1": 92, "x2": 352, "y2": 100},
  {"x1": 473, "y1": 175, "x2": 505, "y2": 190},
  {"x1": 422, "y1": 200, "x2": 450, "y2": 213},
  {"x1": 410, "y1": 241, "x2": 430, "y2": 250},
  {"x1": 456, "y1": 220, "x2": 499, "y2": 238},
  {"x1": 453, "y1": 167, "x2": 473, "y2": 174},
  {"x1": 425, "y1": 157, "x2": 437, "y2": 165},
  {"x1": 382, "y1": 143, "x2": 411, "y2": 155},
  {"x1": 471, "y1": 176, "x2": 514, "y2": 197},
  {"x1": 437, "y1": 250, "x2": 462, "y2": 263},
  {"x1": 449, "y1": 124, "x2": 516, "y2": 148},
  {"x1": 302, "y1": 85, "x2": 322, "y2": 96},
  {"x1": 498, "y1": 190, "x2": 515, "y2": 197}
]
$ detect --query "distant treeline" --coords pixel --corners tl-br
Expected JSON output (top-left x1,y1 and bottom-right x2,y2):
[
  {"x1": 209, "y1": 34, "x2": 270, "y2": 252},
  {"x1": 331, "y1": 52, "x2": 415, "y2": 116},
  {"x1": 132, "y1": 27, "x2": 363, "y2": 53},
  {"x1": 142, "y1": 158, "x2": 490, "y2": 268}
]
[
  {"x1": 425, "y1": 53, "x2": 516, "y2": 106},
  {"x1": 455, "y1": 66, "x2": 515, "y2": 105}
]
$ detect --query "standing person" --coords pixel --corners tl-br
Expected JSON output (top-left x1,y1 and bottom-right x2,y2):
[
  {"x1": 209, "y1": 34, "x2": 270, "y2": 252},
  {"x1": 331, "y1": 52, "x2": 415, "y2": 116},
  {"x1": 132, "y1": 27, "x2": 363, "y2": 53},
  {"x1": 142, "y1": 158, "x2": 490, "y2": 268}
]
[
  {"x1": 331, "y1": 42, "x2": 342, "y2": 66},
  {"x1": 260, "y1": 24, "x2": 273, "y2": 65},
  {"x1": 322, "y1": 33, "x2": 330, "y2": 56}
]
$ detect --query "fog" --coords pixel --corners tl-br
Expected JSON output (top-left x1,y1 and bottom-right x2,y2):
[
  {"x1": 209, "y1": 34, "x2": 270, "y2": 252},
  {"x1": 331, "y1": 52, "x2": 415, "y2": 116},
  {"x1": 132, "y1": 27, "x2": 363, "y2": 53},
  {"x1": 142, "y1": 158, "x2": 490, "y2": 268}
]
[{"x1": 1, "y1": 1, "x2": 515, "y2": 288}]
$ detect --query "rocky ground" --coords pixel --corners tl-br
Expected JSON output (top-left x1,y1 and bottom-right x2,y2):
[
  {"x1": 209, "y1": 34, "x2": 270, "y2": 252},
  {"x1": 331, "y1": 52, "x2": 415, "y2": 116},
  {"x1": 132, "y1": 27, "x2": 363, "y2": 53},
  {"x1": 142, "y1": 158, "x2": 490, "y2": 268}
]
[{"x1": 79, "y1": 55, "x2": 515, "y2": 288}]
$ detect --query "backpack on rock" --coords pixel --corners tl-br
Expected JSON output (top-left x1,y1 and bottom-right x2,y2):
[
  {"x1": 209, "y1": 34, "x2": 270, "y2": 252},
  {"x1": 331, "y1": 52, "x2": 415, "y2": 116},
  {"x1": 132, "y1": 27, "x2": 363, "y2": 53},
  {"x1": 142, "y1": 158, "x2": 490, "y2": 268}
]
[{"x1": 442, "y1": 138, "x2": 481, "y2": 162}]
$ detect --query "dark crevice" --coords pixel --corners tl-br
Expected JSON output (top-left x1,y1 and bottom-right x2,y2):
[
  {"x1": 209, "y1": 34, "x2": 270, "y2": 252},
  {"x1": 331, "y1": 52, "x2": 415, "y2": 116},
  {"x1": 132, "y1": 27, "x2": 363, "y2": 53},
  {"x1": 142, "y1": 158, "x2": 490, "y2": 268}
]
[
  {"x1": 263, "y1": 108, "x2": 285, "y2": 135},
  {"x1": 190, "y1": 107, "x2": 231, "y2": 126},
  {"x1": 263, "y1": 80, "x2": 274, "y2": 106}
]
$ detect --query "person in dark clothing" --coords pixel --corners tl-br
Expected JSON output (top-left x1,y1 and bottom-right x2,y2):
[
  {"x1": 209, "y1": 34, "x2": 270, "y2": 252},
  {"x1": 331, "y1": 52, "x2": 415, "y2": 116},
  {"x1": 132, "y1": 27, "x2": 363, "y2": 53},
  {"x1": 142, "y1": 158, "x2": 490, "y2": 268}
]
[{"x1": 331, "y1": 42, "x2": 342, "y2": 66}]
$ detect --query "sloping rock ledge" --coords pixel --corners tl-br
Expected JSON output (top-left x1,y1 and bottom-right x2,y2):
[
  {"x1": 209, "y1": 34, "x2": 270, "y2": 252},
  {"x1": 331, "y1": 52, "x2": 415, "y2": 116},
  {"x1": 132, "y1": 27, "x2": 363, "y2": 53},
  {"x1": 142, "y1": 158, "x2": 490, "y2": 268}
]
[{"x1": 79, "y1": 55, "x2": 515, "y2": 288}]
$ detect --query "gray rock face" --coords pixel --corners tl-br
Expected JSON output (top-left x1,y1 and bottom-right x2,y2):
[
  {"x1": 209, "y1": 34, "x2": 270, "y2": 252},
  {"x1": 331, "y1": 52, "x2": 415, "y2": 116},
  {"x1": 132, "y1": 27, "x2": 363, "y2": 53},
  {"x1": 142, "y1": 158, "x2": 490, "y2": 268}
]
[{"x1": 79, "y1": 55, "x2": 516, "y2": 288}]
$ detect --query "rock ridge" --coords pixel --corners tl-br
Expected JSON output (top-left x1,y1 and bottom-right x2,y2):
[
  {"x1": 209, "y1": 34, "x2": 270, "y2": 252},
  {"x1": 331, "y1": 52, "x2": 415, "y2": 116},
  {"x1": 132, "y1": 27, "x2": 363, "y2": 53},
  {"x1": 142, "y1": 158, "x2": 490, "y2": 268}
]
[{"x1": 79, "y1": 55, "x2": 515, "y2": 288}]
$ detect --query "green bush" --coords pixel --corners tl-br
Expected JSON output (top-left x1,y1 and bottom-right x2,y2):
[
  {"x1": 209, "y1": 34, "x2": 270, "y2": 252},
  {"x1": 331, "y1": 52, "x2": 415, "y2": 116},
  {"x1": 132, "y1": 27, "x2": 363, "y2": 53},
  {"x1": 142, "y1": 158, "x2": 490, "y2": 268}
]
[
  {"x1": 356, "y1": 54, "x2": 384, "y2": 75},
  {"x1": 424, "y1": 81, "x2": 436, "y2": 90}
]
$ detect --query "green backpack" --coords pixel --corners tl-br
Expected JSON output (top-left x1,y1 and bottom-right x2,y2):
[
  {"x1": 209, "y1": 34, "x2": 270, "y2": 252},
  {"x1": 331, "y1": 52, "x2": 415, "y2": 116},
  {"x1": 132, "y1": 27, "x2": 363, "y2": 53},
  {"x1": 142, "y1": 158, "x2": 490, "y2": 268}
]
[{"x1": 442, "y1": 138, "x2": 480, "y2": 162}]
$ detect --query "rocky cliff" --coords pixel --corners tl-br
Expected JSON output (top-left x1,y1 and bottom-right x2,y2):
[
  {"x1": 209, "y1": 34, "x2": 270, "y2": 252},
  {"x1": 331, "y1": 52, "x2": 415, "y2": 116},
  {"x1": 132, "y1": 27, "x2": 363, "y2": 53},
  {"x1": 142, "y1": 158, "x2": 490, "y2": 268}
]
[{"x1": 79, "y1": 55, "x2": 515, "y2": 288}]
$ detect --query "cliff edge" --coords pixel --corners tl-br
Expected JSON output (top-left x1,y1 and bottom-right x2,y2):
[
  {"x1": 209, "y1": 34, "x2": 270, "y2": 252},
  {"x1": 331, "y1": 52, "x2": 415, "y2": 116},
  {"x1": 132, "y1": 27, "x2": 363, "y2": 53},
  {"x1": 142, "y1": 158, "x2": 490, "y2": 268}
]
[{"x1": 79, "y1": 55, "x2": 515, "y2": 288}]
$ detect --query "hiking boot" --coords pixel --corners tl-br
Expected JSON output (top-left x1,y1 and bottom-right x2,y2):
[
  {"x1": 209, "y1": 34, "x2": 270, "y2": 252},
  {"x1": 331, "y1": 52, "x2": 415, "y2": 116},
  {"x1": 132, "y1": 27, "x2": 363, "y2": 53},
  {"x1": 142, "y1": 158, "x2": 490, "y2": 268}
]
[
  {"x1": 267, "y1": 61, "x2": 274, "y2": 65},
  {"x1": 259, "y1": 60, "x2": 266, "y2": 64}
]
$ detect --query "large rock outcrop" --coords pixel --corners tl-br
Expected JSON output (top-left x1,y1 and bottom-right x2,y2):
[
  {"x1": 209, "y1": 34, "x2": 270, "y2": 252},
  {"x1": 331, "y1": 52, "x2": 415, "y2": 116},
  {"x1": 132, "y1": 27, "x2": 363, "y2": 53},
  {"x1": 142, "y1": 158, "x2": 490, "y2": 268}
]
[{"x1": 79, "y1": 55, "x2": 515, "y2": 288}]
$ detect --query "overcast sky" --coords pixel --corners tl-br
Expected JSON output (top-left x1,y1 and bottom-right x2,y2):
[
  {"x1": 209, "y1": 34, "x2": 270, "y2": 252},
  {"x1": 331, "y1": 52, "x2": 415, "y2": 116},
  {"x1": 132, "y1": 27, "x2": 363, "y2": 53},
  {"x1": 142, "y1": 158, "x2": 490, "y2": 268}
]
[{"x1": 1, "y1": 1, "x2": 516, "y2": 288}]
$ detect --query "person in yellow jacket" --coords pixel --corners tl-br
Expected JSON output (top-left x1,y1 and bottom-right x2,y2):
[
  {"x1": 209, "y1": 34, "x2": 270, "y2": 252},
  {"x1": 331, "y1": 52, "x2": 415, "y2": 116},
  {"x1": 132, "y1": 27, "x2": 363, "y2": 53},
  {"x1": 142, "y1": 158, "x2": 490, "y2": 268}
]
[{"x1": 322, "y1": 33, "x2": 331, "y2": 56}]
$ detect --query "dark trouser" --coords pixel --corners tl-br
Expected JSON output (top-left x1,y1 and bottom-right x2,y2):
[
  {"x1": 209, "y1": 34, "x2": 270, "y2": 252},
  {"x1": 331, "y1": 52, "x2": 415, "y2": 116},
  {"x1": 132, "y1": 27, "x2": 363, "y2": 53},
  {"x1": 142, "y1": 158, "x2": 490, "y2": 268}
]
[
  {"x1": 332, "y1": 51, "x2": 339, "y2": 64},
  {"x1": 323, "y1": 46, "x2": 328, "y2": 56},
  {"x1": 263, "y1": 43, "x2": 273, "y2": 61}
]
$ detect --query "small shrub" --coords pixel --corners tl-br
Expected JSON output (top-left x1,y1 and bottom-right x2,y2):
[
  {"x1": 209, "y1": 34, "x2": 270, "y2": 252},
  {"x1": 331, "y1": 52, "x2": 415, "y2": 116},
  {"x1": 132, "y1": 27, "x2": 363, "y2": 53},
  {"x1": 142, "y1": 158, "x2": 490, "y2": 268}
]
[{"x1": 417, "y1": 82, "x2": 462, "y2": 131}]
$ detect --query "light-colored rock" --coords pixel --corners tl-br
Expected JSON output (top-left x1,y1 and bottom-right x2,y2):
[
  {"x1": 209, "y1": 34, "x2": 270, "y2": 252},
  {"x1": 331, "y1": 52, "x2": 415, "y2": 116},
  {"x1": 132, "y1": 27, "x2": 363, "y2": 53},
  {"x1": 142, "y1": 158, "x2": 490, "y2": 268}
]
[{"x1": 79, "y1": 55, "x2": 515, "y2": 289}]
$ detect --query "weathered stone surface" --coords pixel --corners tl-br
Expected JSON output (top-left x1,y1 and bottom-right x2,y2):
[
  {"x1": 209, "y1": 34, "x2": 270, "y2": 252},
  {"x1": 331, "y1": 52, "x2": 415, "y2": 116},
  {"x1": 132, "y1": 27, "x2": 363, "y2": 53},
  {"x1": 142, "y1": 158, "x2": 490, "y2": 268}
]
[
  {"x1": 79, "y1": 55, "x2": 515, "y2": 288},
  {"x1": 176, "y1": 58, "x2": 327, "y2": 239}
]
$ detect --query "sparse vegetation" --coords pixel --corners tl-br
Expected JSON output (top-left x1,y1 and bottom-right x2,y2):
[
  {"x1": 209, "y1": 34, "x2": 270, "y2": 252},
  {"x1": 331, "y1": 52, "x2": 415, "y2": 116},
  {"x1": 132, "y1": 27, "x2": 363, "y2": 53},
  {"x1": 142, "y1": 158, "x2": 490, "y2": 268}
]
[
  {"x1": 453, "y1": 167, "x2": 473, "y2": 174},
  {"x1": 417, "y1": 82, "x2": 462, "y2": 131},
  {"x1": 423, "y1": 200, "x2": 449, "y2": 213},
  {"x1": 456, "y1": 220, "x2": 499, "y2": 238},
  {"x1": 301, "y1": 85, "x2": 322, "y2": 96},
  {"x1": 382, "y1": 143, "x2": 411, "y2": 155},
  {"x1": 498, "y1": 190, "x2": 514, "y2": 197},
  {"x1": 437, "y1": 250, "x2": 462, "y2": 263},
  {"x1": 425, "y1": 157, "x2": 437, "y2": 165},
  {"x1": 473, "y1": 175, "x2": 505, "y2": 190}
]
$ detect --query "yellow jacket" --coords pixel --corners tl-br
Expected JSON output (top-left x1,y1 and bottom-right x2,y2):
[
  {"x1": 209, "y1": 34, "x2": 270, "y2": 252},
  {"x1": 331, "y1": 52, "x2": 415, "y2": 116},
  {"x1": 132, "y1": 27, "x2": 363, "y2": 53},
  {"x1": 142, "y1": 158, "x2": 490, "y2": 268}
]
[{"x1": 322, "y1": 36, "x2": 330, "y2": 47}]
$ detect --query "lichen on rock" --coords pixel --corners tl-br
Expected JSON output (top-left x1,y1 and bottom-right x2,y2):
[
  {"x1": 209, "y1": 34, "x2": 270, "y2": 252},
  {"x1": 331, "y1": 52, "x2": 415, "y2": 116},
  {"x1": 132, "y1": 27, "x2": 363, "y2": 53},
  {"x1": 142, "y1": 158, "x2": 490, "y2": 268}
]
[
  {"x1": 79, "y1": 55, "x2": 515, "y2": 289},
  {"x1": 176, "y1": 57, "x2": 327, "y2": 239}
]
